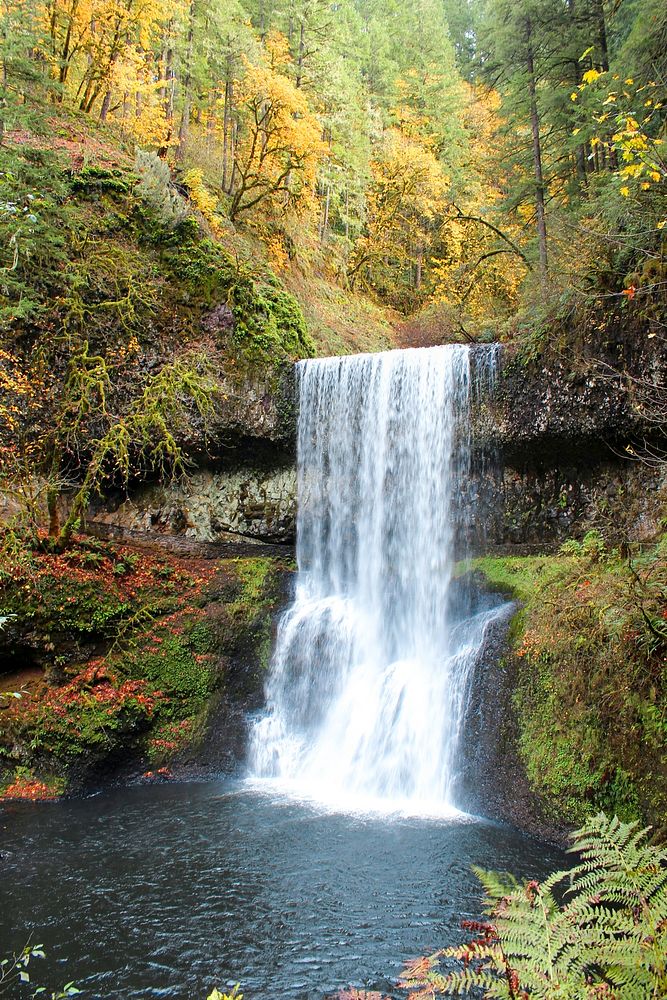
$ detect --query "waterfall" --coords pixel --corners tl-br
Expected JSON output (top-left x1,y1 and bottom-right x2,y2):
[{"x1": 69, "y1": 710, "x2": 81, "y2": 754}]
[{"x1": 249, "y1": 344, "x2": 503, "y2": 815}]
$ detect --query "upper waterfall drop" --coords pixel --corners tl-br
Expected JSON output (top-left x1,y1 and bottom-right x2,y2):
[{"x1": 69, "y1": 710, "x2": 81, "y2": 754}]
[{"x1": 249, "y1": 344, "x2": 503, "y2": 815}]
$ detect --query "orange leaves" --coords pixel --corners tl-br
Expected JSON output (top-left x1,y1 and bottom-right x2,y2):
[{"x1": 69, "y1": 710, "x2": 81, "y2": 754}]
[
  {"x1": 399, "y1": 955, "x2": 438, "y2": 980},
  {"x1": 1, "y1": 777, "x2": 59, "y2": 801}
]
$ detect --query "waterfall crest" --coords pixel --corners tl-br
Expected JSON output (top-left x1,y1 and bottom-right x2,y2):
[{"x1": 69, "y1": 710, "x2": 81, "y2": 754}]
[{"x1": 249, "y1": 344, "x2": 503, "y2": 814}]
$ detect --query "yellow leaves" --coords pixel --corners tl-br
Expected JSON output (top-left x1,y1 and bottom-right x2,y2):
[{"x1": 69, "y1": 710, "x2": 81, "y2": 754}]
[
  {"x1": 182, "y1": 169, "x2": 218, "y2": 226},
  {"x1": 620, "y1": 163, "x2": 643, "y2": 178},
  {"x1": 350, "y1": 128, "x2": 451, "y2": 282},
  {"x1": 620, "y1": 186, "x2": 630, "y2": 197},
  {"x1": 264, "y1": 29, "x2": 291, "y2": 69},
  {"x1": 602, "y1": 94, "x2": 618, "y2": 105},
  {"x1": 230, "y1": 54, "x2": 326, "y2": 219},
  {"x1": 625, "y1": 78, "x2": 634, "y2": 85},
  {"x1": 657, "y1": 221, "x2": 666, "y2": 230},
  {"x1": 265, "y1": 234, "x2": 289, "y2": 271},
  {"x1": 650, "y1": 171, "x2": 662, "y2": 183},
  {"x1": 582, "y1": 69, "x2": 602, "y2": 85},
  {"x1": 570, "y1": 92, "x2": 578, "y2": 102},
  {"x1": 572, "y1": 127, "x2": 581, "y2": 136}
]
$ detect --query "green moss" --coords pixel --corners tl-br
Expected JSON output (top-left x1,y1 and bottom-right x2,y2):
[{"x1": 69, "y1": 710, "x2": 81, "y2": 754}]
[
  {"x1": 471, "y1": 553, "x2": 579, "y2": 602},
  {"x1": 70, "y1": 166, "x2": 135, "y2": 196},
  {"x1": 474, "y1": 545, "x2": 667, "y2": 829},
  {"x1": 258, "y1": 286, "x2": 315, "y2": 358},
  {"x1": 163, "y1": 238, "x2": 312, "y2": 361},
  {"x1": 123, "y1": 618, "x2": 217, "y2": 713}
]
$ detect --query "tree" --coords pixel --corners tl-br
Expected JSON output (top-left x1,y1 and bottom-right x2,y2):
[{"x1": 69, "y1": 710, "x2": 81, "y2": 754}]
[
  {"x1": 227, "y1": 43, "x2": 326, "y2": 221},
  {"x1": 348, "y1": 128, "x2": 449, "y2": 302},
  {"x1": 477, "y1": 0, "x2": 558, "y2": 278}
]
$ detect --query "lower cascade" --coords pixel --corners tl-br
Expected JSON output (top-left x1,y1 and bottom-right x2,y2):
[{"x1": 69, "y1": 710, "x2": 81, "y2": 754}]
[{"x1": 249, "y1": 344, "x2": 504, "y2": 814}]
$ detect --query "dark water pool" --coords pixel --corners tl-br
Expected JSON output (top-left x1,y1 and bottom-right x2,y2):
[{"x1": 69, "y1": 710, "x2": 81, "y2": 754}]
[{"x1": 2, "y1": 781, "x2": 563, "y2": 999}]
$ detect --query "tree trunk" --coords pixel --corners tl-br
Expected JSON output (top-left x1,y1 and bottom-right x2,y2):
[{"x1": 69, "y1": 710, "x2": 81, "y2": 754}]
[
  {"x1": 100, "y1": 89, "x2": 112, "y2": 121},
  {"x1": 525, "y1": 18, "x2": 548, "y2": 279},
  {"x1": 415, "y1": 247, "x2": 423, "y2": 290},
  {"x1": 296, "y1": 21, "x2": 305, "y2": 88},
  {"x1": 177, "y1": 0, "x2": 196, "y2": 159},
  {"x1": 592, "y1": 0, "x2": 609, "y2": 72},
  {"x1": 164, "y1": 31, "x2": 174, "y2": 120},
  {"x1": 222, "y1": 64, "x2": 234, "y2": 192},
  {"x1": 320, "y1": 183, "x2": 331, "y2": 242},
  {"x1": 47, "y1": 487, "x2": 60, "y2": 538}
]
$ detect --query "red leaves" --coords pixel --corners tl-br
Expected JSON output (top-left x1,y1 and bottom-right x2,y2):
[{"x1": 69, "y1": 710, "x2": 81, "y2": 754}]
[
  {"x1": 141, "y1": 766, "x2": 173, "y2": 781},
  {"x1": 148, "y1": 718, "x2": 194, "y2": 758},
  {"x1": 11, "y1": 660, "x2": 160, "y2": 730},
  {"x1": 1, "y1": 777, "x2": 59, "y2": 801},
  {"x1": 2, "y1": 539, "x2": 215, "y2": 616}
]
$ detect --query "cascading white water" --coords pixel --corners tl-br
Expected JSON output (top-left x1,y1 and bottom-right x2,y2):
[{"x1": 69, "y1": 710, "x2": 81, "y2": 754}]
[{"x1": 249, "y1": 344, "x2": 502, "y2": 814}]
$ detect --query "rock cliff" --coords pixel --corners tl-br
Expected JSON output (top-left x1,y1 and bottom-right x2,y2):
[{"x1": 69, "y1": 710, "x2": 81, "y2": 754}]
[{"x1": 89, "y1": 343, "x2": 666, "y2": 550}]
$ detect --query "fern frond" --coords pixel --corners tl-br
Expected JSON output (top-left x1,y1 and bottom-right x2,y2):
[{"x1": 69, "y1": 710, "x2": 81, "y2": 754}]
[{"x1": 401, "y1": 815, "x2": 666, "y2": 999}]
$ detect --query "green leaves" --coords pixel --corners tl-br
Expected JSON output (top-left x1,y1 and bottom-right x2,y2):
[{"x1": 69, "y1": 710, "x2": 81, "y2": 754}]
[{"x1": 400, "y1": 813, "x2": 667, "y2": 999}]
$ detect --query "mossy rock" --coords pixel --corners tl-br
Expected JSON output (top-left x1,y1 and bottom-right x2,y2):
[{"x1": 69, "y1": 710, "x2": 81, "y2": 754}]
[
  {"x1": 71, "y1": 166, "x2": 136, "y2": 196},
  {"x1": 163, "y1": 237, "x2": 312, "y2": 362}
]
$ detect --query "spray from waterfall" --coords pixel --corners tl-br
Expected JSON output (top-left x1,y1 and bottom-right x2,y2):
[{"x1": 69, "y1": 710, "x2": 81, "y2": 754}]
[{"x1": 249, "y1": 344, "x2": 504, "y2": 815}]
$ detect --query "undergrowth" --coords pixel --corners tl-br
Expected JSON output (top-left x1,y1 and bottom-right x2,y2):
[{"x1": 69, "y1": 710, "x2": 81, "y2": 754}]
[
  {"x1": 399, "y1": 812, "x2": 667, "y2": 999},
  {"x1": 0, "y1": 539, "x2": 288, "y2": 789},
  {"x1": 474, "y1": 535, "x2": 667, "y2": 830}
]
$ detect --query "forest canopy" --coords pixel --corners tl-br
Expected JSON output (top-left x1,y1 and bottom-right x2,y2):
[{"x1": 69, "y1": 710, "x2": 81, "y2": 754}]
[{"x1": 0, "y1": 0, "x2": 665, "y2": 334}]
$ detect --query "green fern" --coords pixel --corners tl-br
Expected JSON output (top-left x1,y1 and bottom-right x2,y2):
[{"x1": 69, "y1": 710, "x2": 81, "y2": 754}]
[{"x1": 399, "y1": 813, "x2": 667, "y2": 999}]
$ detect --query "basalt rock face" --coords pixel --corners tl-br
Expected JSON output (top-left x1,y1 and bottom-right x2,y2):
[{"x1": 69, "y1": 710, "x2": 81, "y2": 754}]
[
  {"x1": 88, "y1": 364, "x2": 299, "y2": 545},
  {"x1": 204, "y1": 363, "x2": 298, "y2": 453},
  {"x1": 90, "y1": 461, "x2": 297, "y2": 544},
  {"x1": 468, "y1": 347, "x2": 666, "y2": 548},
  {"x1": 476, "y1": 353, "x2": 641, "y2": 459},
  {"x1": 91, "y1": 344, "x2": 665, "y2": 549}
]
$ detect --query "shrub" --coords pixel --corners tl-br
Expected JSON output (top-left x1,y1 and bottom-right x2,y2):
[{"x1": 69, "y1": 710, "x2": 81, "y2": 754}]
[{"x1": 134, "y1": 150, "x2": 189, "y2": 229}]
